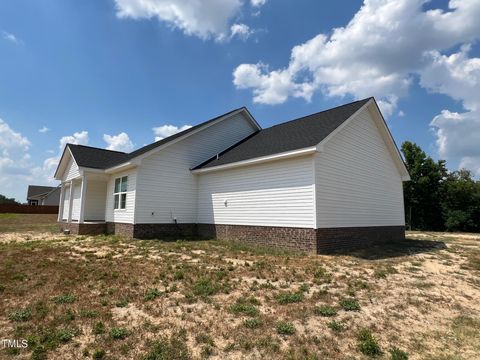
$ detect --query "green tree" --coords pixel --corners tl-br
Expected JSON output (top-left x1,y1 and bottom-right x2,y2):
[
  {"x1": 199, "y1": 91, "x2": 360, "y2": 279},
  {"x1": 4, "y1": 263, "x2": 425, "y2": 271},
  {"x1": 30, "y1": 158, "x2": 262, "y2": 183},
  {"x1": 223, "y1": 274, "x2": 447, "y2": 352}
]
[
  {"x1": 401, "y1": 141, "x2": 447, "y2": 230},
  {"x1": 0, "y1": 194, "x2": 19, "y2": 204}
]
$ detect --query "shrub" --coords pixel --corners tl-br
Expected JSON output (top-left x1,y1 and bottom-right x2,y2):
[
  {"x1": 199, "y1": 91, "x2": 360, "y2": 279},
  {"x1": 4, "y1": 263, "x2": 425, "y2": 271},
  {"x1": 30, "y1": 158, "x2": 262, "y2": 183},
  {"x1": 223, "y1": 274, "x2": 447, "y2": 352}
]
[
  {"x1": 52, "y1": 294, "x2": 76, "y2": 304},
  {"x1": 389, "y1": 347, "x2": 409, "y2": 360},
  {"x1": 110, "y1": 327, "x2": 129, "y2": 340},
  {"x1": 314, "y1": 305, "x2": 337, "y2": 317},
  {"x1": 144, "y1": 288, "x2": 162, "y2": 301},
  {"x1": 8, "y1": 308, "x2": 32, "y2": 322},
  {"x1": 244, "y1": 318, "x2": 262, "y2": 329},
  {"x1": 357, "y1": 329, "x2": 381, "y2": 357},
  {"x1": 276, "y1": 292, "x2": 303, "y2": 304},
  {"x1": 276, "y1": 321, "x2": 295, "y2": 335},
  {"x1": 340, "y1": 298, "x2": 360, "y2": 311}
]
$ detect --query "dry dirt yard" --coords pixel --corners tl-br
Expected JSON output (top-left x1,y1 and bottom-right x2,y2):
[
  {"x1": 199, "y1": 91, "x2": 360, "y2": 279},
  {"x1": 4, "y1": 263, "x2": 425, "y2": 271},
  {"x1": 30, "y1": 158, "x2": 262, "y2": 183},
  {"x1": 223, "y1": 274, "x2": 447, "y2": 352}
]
[{"x1": 0, "y1": 216, "x2": 479, "y2": 360}]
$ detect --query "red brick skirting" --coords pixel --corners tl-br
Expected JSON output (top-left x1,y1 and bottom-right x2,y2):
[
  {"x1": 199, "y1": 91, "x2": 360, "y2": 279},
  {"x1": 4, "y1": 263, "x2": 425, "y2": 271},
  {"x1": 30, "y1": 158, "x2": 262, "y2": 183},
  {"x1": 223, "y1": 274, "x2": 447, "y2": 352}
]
[
  {"x1": 106, "y1": 222, "x2": 134, "y2": 238},
  {"x1": 197, "y1": 224, "x2": 318, "y2": 254},
  {"x1": 59, "y1": 222, "x2": 106, "y2": 235},
  {"x1": 316, "y1": 226, "x2": 405, "y2": 253},
  {"x1": 132, "y1": 223, "x2": 197, "y2": 239}
]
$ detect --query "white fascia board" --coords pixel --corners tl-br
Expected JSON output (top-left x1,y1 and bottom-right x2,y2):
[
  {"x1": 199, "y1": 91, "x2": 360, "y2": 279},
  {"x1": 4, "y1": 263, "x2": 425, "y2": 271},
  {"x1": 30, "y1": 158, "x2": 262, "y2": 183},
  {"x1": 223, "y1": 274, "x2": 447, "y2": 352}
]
[
  {"x1": 191, "y1": 146, "x2": 318, "y2": 174},
  {"x1": 104, "y1": 161, "x2": 138, "y2": 174},
  {"x1": 54, "y1": 147, "x2": 76, "y2": 180}
]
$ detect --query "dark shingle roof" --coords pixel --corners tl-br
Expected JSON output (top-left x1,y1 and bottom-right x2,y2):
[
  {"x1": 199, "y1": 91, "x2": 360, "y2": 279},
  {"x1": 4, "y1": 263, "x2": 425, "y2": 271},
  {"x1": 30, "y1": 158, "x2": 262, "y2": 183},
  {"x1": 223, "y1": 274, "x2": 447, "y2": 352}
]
[
  {"x1": 27, "y1": 185, "x2": 57, "y2": 199},
  {"x1": 62, "y1": 107, "x2": 246, "y2": 171},
  {"x1": 194, "y1": 98, "x2": 371, "y2": 169}
]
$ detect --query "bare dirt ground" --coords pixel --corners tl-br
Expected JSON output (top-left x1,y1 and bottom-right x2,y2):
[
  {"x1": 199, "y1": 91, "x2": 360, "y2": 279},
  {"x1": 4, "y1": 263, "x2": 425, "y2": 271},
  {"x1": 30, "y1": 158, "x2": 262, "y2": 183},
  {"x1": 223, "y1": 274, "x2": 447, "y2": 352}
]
[{"x1": 0, "y1": 217, "x2": 479, "y2": 359}]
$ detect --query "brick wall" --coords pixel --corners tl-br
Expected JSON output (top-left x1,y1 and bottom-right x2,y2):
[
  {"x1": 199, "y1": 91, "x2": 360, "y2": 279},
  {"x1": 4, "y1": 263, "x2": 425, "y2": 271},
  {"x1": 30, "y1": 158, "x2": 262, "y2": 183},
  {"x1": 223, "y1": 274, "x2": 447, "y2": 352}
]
[
  {"x1": 316, "y1": 226, "x2": 405, "y2": 253},
  {"x1": 197, "y1": 223, "x2": 318, "y2": 254},
  {"x1": 0, "y1": 204, "x2": 59, "y2": 214},
  {"x1": 106, "y1": 222, "x2": 135, "y2": 238},
  {"x1": 133, "y1": 223, "x2": 197, "y2": 239},
  {"x1": 59, "y1": 222, "x2": 106, "y2": 235}
]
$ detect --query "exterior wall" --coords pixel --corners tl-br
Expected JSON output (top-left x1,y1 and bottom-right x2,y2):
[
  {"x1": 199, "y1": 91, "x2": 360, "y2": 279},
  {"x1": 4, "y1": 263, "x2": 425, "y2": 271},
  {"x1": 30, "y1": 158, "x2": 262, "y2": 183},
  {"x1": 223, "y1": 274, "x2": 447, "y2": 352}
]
[
  {"x1": 133, "y1": 223, "x2": 197, "y2": 239},
  {"x1": 198, "y1": 224, "x2": 317, "y2": 253},
  {"x1": 59, "y1": 222, "x2": 106, "y2": 235},
  {"x1": 63, "y1": 158, "x2": 80, "y2": 182},
  {"x1": 105, "y1": 169, "x2": 137, "y2": 224},
  {"x1": 197, "y1": 156, "x2": 315, "y2": 228},
  {"x1": 70, "y1": 182, "x2": 82, "y2": 221},
  {"x1": 315, "y1": 107, "x2": 405, "y2": 228},
  {"x1": 106, "y1": 222, "x2": 134, "y2": 238},
  {"x1": 84, "y1": 180, "x2": 107, "y2": 221},
  {"x1": 135, "y1": 113, "x2": 258, "y2": 224},
  {"x1": 62, "y1": 184, "x2": 70, "y2": 220}
]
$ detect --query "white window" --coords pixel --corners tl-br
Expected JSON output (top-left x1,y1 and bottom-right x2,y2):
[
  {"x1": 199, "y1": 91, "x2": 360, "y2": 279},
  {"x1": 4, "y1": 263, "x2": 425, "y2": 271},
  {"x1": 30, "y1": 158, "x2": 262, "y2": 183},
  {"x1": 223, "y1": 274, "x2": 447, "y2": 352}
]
[{"x1": 114, "y1": 176, "x2": 128, "y2": 210}]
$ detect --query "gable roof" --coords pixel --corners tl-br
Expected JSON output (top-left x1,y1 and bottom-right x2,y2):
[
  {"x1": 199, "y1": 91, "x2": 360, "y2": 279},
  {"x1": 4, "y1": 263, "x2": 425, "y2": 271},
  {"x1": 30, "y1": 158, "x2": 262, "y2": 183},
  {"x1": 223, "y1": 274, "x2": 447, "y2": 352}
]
[
  {"x1": 27, "y1": 185, "x2": 58, "y2": 199},
  {"x1": 194, "y1": 98, "x2": 371, "y2": 170},
  {"x1": 55, "y1": 107, "x2": 256, "y2": 177}
]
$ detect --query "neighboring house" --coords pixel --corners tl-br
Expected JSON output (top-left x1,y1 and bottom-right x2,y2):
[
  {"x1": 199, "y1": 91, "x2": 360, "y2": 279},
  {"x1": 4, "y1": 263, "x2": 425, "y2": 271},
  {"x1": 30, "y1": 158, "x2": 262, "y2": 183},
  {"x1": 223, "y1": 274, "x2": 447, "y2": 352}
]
[
  {"x1": 27, "y1": 185, "x2": 61, "y2": 206},
  {"x1": 54, "y1": 98, "x2": 410, "y2": 253}
]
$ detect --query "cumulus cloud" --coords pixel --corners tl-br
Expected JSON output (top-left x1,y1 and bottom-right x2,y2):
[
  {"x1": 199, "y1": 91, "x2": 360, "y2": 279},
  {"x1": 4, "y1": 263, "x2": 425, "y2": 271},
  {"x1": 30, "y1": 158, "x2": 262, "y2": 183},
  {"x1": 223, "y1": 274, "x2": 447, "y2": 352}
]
[
  {"x1": 38, "y1": 126, "x2": 49, "y2": 133},
  {"x1": 233, "y1": 0, "x2": 480, "y2": 115},
  {"x1": 1, "y1": 31, "x2": 19, "y2": 44},
  {"x1": 153, "y1": 124, "x2": 192, "y2": 141},
  {"x1": 251, "y1": 0, "x2": 266, "y2": 7},
  {"x1": 114, "y1": 0, "x2": 242, "y2": 40},
  {"x1": 230, "y1": 23, "x2": 253, "y2": 40},
  {"x1": 103, "y1": 132, "x2": 134, "y2": 152}
]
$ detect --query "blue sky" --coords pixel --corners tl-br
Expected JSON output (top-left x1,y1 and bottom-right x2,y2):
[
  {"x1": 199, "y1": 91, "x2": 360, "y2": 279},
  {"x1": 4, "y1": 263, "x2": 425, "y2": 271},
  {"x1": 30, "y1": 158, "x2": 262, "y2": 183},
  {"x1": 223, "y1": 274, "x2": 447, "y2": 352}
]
[{"x1": 1, "y1": 0, "x2": 479, "y2": 201}]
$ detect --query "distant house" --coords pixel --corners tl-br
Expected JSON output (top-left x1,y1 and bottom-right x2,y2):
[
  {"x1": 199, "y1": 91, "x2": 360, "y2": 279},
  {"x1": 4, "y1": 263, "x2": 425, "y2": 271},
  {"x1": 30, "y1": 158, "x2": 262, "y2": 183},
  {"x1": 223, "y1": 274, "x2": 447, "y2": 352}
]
[
  {"x1": 27, "y1": 185, "x2": 61, "y2": 206},
  {"x1": 54, "y1": 98, "x2": 410, "y2": 253}
]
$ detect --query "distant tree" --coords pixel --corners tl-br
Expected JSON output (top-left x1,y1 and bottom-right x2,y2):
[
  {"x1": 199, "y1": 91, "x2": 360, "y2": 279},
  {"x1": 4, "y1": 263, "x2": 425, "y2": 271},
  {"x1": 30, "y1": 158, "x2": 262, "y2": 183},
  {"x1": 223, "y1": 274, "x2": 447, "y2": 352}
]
[
  {"x1": 0, "y1": 194, "x2": 19, "y2": 204},
  {"x1": 440, "y1": 169, "x2": 480, "y2": 232},
  {"x1": 401, "y1": 141, "x2": 447, "y2": 230}
]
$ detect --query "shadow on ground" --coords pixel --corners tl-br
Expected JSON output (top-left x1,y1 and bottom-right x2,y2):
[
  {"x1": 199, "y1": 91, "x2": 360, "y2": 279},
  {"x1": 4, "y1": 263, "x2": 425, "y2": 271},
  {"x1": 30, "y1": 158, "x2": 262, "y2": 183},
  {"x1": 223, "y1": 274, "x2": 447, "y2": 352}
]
[{"x1": 328, "y1": 238, "x2": 447, "y2": 260}]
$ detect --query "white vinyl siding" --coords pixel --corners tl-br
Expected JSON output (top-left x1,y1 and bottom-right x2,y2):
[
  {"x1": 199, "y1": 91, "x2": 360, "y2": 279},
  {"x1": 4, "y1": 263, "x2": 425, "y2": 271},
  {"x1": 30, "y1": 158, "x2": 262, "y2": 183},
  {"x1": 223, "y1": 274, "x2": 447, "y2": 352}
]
[
  {"x1": 105, "y1": 169, "x2": 136, "y2": 224},
  {"x1": 63, "y1": 158, "x2": 80, "y2": 182},
  {"x1": 62, "y1": 185, "x2": 70, "y2": 220},
  {"x1": 70, "y1": 182, "x2": 82, "y2": 221},
  {"x1": 197, "y1": 156, "x2": 315, "y2": 228},
  {"x1": 84, "y1": 180, "x2": 107, "y2": 221},
  {"x1": 315, "y1": 107, "x2": 405, "y2": 228},
  {"x1": 135, "y1": 113, "x2": 257, "y2": 224}
]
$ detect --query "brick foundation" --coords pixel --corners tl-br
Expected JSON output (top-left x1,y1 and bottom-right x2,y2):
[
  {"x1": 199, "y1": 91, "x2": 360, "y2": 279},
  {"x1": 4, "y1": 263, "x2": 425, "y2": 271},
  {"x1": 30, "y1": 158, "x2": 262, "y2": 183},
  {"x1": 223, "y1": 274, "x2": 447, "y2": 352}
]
[
  {"x1": 197, "y1": 224, "x2": 318, "y2": 254},
  {"x1": 106, "y1": 222, "x2": 135, "y2": 237},
  {"x1": 132, "y1": 223, "x2": 197, "y2": 239},
  {"x1": 59, "y1": 222, "x2": 106, "y2": 235},
  {"x1": 316, "y1": 226, "x2": 405, "y2": 253}
]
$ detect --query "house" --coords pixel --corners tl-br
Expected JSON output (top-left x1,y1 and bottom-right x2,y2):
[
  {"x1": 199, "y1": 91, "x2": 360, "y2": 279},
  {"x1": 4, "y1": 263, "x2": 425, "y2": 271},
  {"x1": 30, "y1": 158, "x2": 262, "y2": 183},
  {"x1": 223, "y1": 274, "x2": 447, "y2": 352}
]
[
  {"x1": 27, "y1": 185, "x2": 61, "y2": 206},
  {"x1": 54, "y1": 98, "x2": 410, "y2": 253}
]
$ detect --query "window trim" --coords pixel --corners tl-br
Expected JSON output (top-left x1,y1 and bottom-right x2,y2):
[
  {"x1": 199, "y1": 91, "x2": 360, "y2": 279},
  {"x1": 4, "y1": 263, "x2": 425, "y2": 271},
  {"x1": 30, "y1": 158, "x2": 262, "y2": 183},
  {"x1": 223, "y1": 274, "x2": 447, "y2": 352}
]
[{"x1": 113, "y1": 176, "x2": 128, "y2": 210}]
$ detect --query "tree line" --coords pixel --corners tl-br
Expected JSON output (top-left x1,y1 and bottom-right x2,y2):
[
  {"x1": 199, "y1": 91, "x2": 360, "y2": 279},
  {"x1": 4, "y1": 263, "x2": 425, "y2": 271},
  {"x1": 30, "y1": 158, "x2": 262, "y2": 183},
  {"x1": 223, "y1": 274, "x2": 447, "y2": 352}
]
[{"x1": 402, "y1": 141, "x2": 480, "y2": 233}]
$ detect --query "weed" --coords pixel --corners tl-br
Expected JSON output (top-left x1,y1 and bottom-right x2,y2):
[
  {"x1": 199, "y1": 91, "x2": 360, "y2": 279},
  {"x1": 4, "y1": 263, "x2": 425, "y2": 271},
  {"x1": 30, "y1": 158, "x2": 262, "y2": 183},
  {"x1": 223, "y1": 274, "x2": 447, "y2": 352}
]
[
  {"x1": 230, "y1": 297, "x2": 260, "y2": 316},
  {"x1": 52, "y1": 294, "x2": 76, "y2": 304},
  {"x1": 195, "y1": 334, "x2": 215, "y2": 347},
  {"x1": 327, "y1": 320, "x2": 344, "y2": 332},
  {"x1": 192, "y1": 277, "x2": 219, "y2": 297},
  {"x1": 92, "y1": 349, "x2": 106, "y2": 359},
  {"x1": 390, "y1": 347, "x2": 409, "y2": 360},
  {"x1": 314, "y1": 305, "x2": 337, "y2": 317},
  {"x1": 276, "y1": 321, "x2": 295, "y2": 335},
  {"x1": 116, "y1": 298, "x2": 129, "y2": 307},
  {"x1": 8, "y1": 308, "x2": 32, "y2": 322},
  {"x1": 340, "y1": 298, "x2": 361, "y2": 311},
  {"x1": 173, "y1": 270, "x2": 185, "y2": 281},
  {"x1": 276, "y1": 292, "x2": 303, "y2": 304},
  {"x1": 299, "y1": 283, "x2": 309, "y2": 293},
  {"x1": 244, "y1": 318, "x2": 262, "y2": 329},
  {"x1": 357, "y1": 328, "x2": 382, "y2": 357},
  {"x1": 80, "y1": 310, "x2": 99, "y2": 318},
  {"x1": 57, "y1": 329, "x2": 75, "y2": 342},
  {"x1": 144, "y1": 288, "x2": 162, "y2": 301},
  {"x1": 110, "y1": 327, "x2": 129, "y2": 340},
  {"x1": 93, "y1": 322, "x2": 106, "y2": 335},
  {"x1": 143, "y1": 333, "x2": 190, "y2": 360}
]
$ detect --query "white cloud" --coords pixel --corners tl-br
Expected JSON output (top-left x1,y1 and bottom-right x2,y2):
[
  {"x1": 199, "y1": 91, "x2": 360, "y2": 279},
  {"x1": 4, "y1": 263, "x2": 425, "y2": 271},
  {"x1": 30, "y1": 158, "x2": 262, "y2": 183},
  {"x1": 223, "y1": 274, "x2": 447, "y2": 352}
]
[
  {"x1": 233, "y1": 0, "x2": 480, "y2": 115},
  {"x1": 114, "y1": 0, "x2": 242, "y2": 40},
  {"x1": 251, "y1": 0, "x2": 266, "y2": 7},
  {"x1": 230, "y1": 23, "x2": 253, "y2": 40},
  {"x1": 38, "y1": 126, "x2": 49, "y2": 133},
  {"x1": 103, "y1": 132, "x2": 134, "y2": 152},
  {"x1": 153, "y1": 124, "x2": 192, "y2": 141},
  {"x1": 2, "y1": 31, "x2": 19, "y2": 44}
]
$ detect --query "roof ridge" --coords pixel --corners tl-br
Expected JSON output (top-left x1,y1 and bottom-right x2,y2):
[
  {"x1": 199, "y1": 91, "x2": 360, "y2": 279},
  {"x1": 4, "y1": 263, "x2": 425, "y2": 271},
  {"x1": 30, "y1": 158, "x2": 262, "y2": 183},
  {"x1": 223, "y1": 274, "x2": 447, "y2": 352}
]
[
  {"x1": 68, "y1": 143, "x2": 127, "y2": 154},
  {"x1": 265, "y1": 97, "x2": 372, "y2": 130}
]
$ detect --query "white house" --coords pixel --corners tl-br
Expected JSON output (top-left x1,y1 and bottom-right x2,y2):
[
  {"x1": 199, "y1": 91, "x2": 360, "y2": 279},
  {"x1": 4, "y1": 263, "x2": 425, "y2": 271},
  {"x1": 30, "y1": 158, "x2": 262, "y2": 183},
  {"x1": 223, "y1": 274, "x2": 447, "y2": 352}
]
[{"x1": 54, "y1": 98, "x2": 410, "y2": 253}]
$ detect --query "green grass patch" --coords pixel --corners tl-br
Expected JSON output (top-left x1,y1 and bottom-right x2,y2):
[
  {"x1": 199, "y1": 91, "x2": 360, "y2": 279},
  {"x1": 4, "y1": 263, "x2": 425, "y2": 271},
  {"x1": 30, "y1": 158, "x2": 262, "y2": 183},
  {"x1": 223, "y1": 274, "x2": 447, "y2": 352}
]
[
  {"x1": 8, "y1": 308, "x2": 32, "y2": 322},
  {"x1": 389, "y1": 347, "x2": 409, "y2": 360},
  {"x1": 276, "y1": 321, "x2": 295, "y2": 335},
  {"x1": 276, "y1": 292, "x2": 303, "y2": 304},
  {"x1": 110, "y1": 327, "x2": 129, "y2": 340},
  {"x1": 52, "y1": 294, "x2": 76, "y2": 304},
  {"x1": 144, "y1": 288, "x2": 162, "y2": 301},
  {"x1": 314, "y1": 305, "x2": 337, "y2": 317},
  {"x1": 357, "y1": 328, "x2": 382, "y2": 357},
  {"x1": 340, "y1": 298, "x2": 360, "y2": 311},
  {"x1": 244, "y1": 318, "x2": 262, "y2": 329}
]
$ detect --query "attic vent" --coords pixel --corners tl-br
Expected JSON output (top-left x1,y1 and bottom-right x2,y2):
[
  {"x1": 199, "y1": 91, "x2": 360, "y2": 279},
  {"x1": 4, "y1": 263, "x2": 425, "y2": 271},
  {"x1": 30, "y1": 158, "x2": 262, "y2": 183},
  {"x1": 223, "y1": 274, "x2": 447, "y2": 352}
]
[{"x1": 216, "y1": 154, "x2": 219, "y2": 160}]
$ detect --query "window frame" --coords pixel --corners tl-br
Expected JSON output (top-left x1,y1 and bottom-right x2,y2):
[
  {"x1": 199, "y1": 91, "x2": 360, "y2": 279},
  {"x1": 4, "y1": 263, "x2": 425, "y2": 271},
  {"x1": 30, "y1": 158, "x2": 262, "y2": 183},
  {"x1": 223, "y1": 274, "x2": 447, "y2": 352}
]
[{"x1": 113, "y1": 176, "x2": 128, "y2": 210}]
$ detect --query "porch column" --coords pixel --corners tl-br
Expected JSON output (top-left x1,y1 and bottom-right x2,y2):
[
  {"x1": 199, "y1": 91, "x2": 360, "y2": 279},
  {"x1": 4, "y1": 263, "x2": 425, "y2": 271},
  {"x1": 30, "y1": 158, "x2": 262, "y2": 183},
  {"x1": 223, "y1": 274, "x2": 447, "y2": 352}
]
[
  {"x1": 79, "y1": 176, "x2": 88, "y2": 223},
  {"x1": 57, "y1": 184, "x2": 65, "y2": 222},
  {"x1": 67, "y1": 181, "x2": 74, "y2": 223}
]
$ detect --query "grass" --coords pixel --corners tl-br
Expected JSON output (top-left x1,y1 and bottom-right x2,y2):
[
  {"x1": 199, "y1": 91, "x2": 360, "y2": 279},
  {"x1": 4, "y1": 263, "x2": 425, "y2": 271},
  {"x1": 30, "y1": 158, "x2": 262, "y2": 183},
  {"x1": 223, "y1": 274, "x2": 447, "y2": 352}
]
[
  {"x1": 0, "y1": 213, "x2": 59, "y2": 232},
  {"x1": 0, "y1": 219, "x2": 479, "y2": 359}
]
